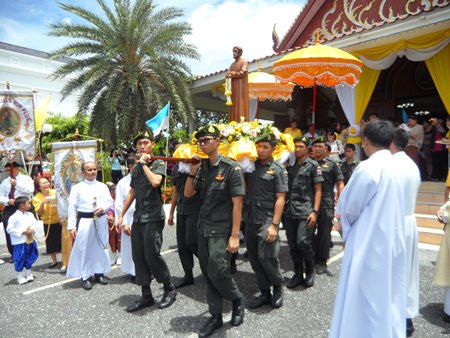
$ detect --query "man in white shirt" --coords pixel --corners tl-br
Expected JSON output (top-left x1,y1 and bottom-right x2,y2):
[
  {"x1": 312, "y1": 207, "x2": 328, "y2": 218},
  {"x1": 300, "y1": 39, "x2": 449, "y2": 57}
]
[
  {"x1": 329, "y1": 120, "x2": 406, "y2": 338},
  {"x1": 66, "y1": 162, "x2": 113, "y2": 290},
  {"x1": 390, "y1": 128, "x2": 421, "y2": 337},
  {"x1": 0, "y1": 161, "x2": 34, "y2": 261}
]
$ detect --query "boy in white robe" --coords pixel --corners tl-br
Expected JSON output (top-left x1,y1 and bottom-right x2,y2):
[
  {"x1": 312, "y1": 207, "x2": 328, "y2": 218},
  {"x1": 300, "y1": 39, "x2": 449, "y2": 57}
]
[
  {"x1": 390, "y1": 128, "x2": 421, "y2": 337},
  {"x1": 66, "y1": 162, "x2": 114, "y2": 290},
  {"x1": 115, "y1": 157, "x2": 136, "y2": 280},
  {"x1": 7, "y1": 196, "x2": 39, "y2": 284},
  {"x1": 329, "y1": 120, "x2": 406, "y2": 338}
]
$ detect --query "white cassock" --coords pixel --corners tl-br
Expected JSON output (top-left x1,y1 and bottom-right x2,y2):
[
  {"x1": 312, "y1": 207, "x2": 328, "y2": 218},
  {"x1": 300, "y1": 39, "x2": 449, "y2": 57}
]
[
  {"x1": 329, "y1": 150, "x2": 406, "y2": 338},
  {"x1": 393, "y1": 151, "x2": 421, "y2": 318},
  {"x1": 115, "y1": 173, "x2": 135, "y2": 276},
  {"x1": 66, "y1": 179, "x2": 113, "y2": 280}
]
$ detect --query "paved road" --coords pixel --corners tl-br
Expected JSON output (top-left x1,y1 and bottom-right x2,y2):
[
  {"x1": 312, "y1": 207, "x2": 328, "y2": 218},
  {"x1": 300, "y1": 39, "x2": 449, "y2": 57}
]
[{"x1": 1, "y1": 221, "x2": 449, "y2": 337}]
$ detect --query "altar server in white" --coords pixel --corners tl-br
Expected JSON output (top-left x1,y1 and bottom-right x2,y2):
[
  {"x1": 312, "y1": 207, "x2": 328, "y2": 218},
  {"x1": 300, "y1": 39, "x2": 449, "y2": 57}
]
[
  {"x1": 329, "y1": 120, "x2": 406, "y2": 338},
  {"x1": 67, "y1": 162, "x2": 114, "y2": 291},
  {"x1": 390, "y1": 128, "x2": 421, "y2": 337},
  {"x1": 115, "y1": 157, "x2": 136, "y2": 280}
]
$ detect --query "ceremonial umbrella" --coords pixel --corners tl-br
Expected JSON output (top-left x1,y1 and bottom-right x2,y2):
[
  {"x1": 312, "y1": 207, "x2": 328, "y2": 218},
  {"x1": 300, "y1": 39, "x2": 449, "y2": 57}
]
[
  {"x1": 247, "y1": 67, "x2": 295, "y2": 119},
  {"x1": 273, "y1": 35, "x2": 363, "y2": 136}
]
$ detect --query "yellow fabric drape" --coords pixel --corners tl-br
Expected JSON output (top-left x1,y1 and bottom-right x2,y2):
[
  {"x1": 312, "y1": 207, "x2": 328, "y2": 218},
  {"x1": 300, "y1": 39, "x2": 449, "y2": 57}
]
[
  {"x1": 425, "y1": 43, "x2": 450, "y2": 114},
  {"x1": 355, "y1": 65, "x2": 381, "y2": 124},
  {"x1": 355, "y1": 29, "x2": 450, "y2": 60},
  {"x1": 34, "y1": 95, "x2": 51, "y2": 131}
]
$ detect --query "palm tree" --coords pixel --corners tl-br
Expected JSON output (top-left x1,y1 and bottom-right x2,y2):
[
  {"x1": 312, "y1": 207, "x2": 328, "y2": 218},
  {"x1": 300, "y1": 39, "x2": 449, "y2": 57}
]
[{"x1": 49, "y1": 0, "x2": 199, "y2": 145}]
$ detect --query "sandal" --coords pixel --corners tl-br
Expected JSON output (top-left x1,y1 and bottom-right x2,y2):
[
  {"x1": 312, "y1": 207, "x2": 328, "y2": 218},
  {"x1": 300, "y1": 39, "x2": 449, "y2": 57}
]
[{"x1": 48, "y1": 262, "x2": 58, "y2": 268}]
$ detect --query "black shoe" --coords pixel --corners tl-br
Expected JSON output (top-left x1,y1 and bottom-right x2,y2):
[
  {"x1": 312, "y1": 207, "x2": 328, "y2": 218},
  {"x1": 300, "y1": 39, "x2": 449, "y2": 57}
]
[
  {"x1": 174, "y1": 275, "x2": 194, "y2": 289},
  {"x1": 443, "y1": 313, "x2": 450, "y2": 323},
  {"x1": 48, "y1": 262, "x2": 58, "y2": 269},
  {"x1": 316, "y1": 264, "x2": 327, "y2": 275},
  {"x1": 406, "y1": 318, "x2": 414, "y2": 337},
  {"x1": 81, "y1": 278, "x2": 93, "y2": 291},
  {"x1": 158, "y1": 289, "x2": 177, "y2": 309},
  {"x1": 126, "y1": 296, "x2": 155, "y2": 313},
  {"x1": 130, "y1": 275, "x2": 136, "y2": 284},
  {"x1": 304, "y1": 268, "x2": 315, "y2": 287},
  {"x1": 231, "y1": 297, "x2": 244, "y2": 326},
  {"x1": 271, "y1": 286, "x2": 283, "y2": 308},
  {"x1": 198, "y1": 314, "x2": 223, "y2": 338},
  {"x1": 248, "y1": 292, "x2": 271, "y2": 309},
  {"x1": 95, "y1": 274, "x2": 109, "y2": 285},
  {"x1": 286, "y1": 274, "x2": 304, "y2": 289}
]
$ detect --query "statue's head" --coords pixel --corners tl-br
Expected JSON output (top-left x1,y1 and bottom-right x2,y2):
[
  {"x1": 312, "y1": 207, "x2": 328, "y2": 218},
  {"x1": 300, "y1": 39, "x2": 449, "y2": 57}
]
[{"x1": 233, "y1": 46, "x2": 243, "y2": 58}]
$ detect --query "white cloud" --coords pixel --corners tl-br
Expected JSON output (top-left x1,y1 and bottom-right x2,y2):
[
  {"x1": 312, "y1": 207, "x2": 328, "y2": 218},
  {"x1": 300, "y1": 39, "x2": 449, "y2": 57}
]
[{"x1": 186, "y1": 0, "x2": 304, "y2": 76}]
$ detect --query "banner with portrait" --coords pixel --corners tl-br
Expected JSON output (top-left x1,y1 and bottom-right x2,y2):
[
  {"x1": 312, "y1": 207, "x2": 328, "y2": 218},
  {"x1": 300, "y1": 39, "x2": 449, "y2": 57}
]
[
  {"x1": 52, "y1": 140, "x2": 97, "y2": 219},
  {"x1": 0, "y1": 91, "x2": 36, "y2": 160}
]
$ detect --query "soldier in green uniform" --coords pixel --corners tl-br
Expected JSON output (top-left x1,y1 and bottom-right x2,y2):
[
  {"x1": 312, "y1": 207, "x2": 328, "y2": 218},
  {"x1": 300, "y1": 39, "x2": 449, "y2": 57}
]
[
  {"x1": 184, "y1": 125, "x2": 245, "y2": 338},
  {"x1": 245, "y1": 133, "x2": 287, "y2": 309},
  {"x1": 284, "y1": 136, "x2": 323, "y2": 289},
  {"x1": 168, "y1": 157, "x2": 202, "y2": 288},
  {"x1": 118, "y1": 132, "x2": 176, "y2": 313},
  {"x1": 340, "y1": 143, "x2": 359, "y2": 185},
  {"x1": 311, "y1": 136, "x2": 344, "y2": 274}
]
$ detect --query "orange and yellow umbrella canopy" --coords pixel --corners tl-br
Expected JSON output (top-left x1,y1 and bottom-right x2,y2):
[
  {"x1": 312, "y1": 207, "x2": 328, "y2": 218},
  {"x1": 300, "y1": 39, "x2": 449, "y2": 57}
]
[
  {"x1": 247, "y1": 68, "x2": 295, "y2": 101},
  {"x1": 272, "y1": 42, "x2": 363, "y2": 88}
]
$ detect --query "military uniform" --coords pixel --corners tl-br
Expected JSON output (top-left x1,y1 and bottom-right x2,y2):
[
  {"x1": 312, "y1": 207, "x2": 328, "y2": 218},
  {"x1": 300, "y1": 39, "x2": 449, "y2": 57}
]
[
  {"x1": 172, "y1": 164, "x2": 201, "y2": 276},
  {"x1": 340, "y1": 160, "x2": 359, "y2": 185},
  {"x1": 131, "y1": 159, "x2": 171, "y2": 286},
  {"x1": 284, "y1": 157, "x2": 323, "y2": 281},
  {"x1": 195, "y1": 154, "x2": 245, "y2": 315},
  {"x1": 246, "y1": 158, "x2": 287, "y2": 293},
  {"x1": 312, "y1": 157, "x2": 344, "y2": 266}
]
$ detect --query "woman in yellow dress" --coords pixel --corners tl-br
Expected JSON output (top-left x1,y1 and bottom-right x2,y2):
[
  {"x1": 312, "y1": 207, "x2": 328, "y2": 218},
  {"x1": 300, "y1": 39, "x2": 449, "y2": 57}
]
[
  {"x1": 32, "y1": 177, "x2": 62, "y2": 268},
  {"x1": 284, "y1": 120, "x2": 302, "y2": 139}
]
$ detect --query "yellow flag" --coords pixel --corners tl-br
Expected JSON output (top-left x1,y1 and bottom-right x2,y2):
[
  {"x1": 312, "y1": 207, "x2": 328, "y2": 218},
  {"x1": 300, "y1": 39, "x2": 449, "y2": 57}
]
[{"x1": 35, "y1": 95, "x2": 51, "y2": 131}]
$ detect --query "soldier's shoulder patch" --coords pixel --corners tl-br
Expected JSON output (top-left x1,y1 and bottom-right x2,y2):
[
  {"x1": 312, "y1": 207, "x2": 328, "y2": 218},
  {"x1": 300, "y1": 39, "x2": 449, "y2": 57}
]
[
  {"x1": 266, "y1": 169, "x2": 275, "y2": 175},
  {"x1": 234, "y1": 166, "x2": 242, "y2": 171},
  {"x1": 317, "y1": 166, "x2": 323, "y2": 176}
]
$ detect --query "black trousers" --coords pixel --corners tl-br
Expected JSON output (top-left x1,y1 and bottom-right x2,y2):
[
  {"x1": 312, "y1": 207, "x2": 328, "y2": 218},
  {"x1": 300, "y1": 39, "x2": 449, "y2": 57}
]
[
  {"x1": 176, "y1": 212, "x2": 198, "y2": 272},
  {"x1": 312, "y1": 208, "x2": 334, "y2": 264},
  {"x1": 2, "y1": 206, "x2": 16, "y2": 255},
  {"x1": 131, "y1": 220, "x2": 171, "y2": 286},
  {"x1": 284, "y1": 217, "x2": 314, "y2": 268}
]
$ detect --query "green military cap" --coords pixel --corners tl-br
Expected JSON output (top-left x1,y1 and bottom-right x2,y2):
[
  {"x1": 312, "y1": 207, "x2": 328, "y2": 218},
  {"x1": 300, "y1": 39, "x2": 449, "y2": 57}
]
[
  {"x1": 255, "y1": 132, "x2": 277, "y2": 146},
  {"x1": 133, "y1": 131, "x2": 154, "y2": 146},
  {"x1": 293, "y1": 136, "x2": 310, "y2": 147},
  {"x1": 195, "y1": 124, "x2": 220, "y2": 139},
  {"x1": 5, "y1": 161, "x2": 21, "y2": 168},
  {"x1": 311, "y1": 135, "x2": 327, "y2": 145}
]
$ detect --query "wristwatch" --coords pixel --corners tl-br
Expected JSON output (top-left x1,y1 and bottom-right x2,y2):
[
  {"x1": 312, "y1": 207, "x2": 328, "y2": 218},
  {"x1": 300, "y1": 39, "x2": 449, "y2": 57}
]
[{"x1": 313, "y1": 210, "x2": 319, "y2": 215}]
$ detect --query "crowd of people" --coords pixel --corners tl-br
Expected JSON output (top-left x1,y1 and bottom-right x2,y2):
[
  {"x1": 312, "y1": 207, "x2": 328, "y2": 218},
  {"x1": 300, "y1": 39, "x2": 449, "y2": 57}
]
[{"x1": 0, "y1": 116, "x2": 449, "y2": 338}]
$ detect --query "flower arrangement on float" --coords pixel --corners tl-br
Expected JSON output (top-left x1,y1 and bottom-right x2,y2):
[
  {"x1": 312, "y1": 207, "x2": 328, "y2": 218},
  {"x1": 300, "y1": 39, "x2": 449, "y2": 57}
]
[{"x1": 173, "y1": 117, "x2": 295, "y2": 173}]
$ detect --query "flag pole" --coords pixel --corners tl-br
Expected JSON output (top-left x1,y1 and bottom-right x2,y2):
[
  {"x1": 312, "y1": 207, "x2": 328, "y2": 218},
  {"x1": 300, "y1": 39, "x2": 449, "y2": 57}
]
[{"x1": 163, "y1": 101, "x2": 170, "y2": 196}]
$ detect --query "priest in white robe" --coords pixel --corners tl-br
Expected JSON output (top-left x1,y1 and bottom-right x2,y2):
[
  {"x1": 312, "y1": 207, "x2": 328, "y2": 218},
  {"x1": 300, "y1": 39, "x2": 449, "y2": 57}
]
[
  {"x1": 67, "y1": 162, "x2": 113, "y2": 290},
  {"x1": 115, "y1": 157, "x2": 136, "y2": 279},
  {"x1": 329, "y1": 120, "x2": 406, "y2": 338},
  {"x1": 390, "y1": 128, "x2": 421, "y2": 337}
]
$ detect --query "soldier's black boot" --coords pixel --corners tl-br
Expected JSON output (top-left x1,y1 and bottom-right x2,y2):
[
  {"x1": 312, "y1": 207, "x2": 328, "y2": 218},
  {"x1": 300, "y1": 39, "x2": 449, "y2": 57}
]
[
  {"x1": 271, "y1": 285, "x2": 283, "y2": 308},
  {"x1": 248, "y1": 289, "x2": 271, "y2": 309},
  {"x1": 158, "y1": 282, "x2": 177, "y2": 309},
  {"x1": 174, "y1": 270, "x2": 194, "y2": 289},
  {"x1": 126, "y1": 286, "x2": 155, "y2": 312},
  {"x1": 304, "y1": 258, "x2": 315, "y2": 288},
  {"x1": 231, "y1": 297, "x2": 244, "y2": 326},
  {"x1": 287, "y1": 264, "x2": 304, "y2": 289},
  {"x1": 198, "y1": 314, "x2": 223, "y2": 338}
]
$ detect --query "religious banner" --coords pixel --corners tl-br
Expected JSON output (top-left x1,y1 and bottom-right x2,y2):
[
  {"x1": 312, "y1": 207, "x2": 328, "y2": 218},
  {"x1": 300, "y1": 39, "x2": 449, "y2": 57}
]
[
  {"x1": 52, "y1": 140, "x2": 97, "y2": 219},
  {"x1": 0, "y1": 91, "x2": 35, "y2": 160}
]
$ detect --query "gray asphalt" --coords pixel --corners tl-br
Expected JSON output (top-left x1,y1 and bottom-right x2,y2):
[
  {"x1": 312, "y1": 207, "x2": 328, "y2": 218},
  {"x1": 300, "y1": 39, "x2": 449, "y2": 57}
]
[{"x1": 1, "y1": 223, "x2": 449, "y2": 338}]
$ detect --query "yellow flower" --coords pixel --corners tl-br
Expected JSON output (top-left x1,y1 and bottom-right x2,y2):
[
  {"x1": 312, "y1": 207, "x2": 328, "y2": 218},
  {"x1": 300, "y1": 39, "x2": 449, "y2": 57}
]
[
  {"x1": 230, "y1": 121, "x2": 237, "y2": 126},
  {"x1": 234, "y1": 127, "x2": 242, "y2": 133},
  {"x1": 191, "y1": 138, "x2": 197, "y2": 145},
  {"x1": 227, "y1": 135, "x2": 233, "y2": 142}
]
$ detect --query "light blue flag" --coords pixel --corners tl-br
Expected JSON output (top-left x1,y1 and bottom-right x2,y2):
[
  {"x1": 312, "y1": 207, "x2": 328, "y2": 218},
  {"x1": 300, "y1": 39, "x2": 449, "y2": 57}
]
[
  {"x1": 146, "y1": 103, "x2": 170, "y2": 136},
  {"x1": 402, "y1": 109, "x2": 409, "y2": 124}
]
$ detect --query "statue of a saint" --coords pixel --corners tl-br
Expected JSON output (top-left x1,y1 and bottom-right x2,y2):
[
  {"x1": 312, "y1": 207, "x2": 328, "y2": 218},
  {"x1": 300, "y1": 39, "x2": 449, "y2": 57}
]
[{"x1": 226, "y1": 46, "x2": 249, "y2": 122}]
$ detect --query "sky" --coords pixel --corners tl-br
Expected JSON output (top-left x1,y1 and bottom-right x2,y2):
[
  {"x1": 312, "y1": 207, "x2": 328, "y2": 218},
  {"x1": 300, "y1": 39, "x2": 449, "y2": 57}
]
[{"x1": 0, "y1": 0, "x2": 306, "y2": 76}]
